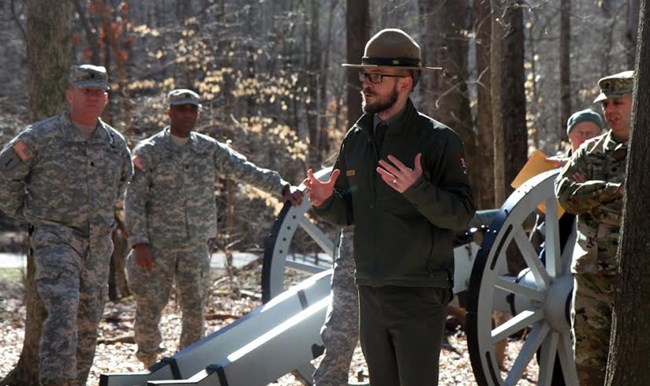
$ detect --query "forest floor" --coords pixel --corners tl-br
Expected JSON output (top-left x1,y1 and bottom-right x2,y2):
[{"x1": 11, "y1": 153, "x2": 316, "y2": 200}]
[{"x1": 0, "y1": 260, "x2": 539, "y2": 386}]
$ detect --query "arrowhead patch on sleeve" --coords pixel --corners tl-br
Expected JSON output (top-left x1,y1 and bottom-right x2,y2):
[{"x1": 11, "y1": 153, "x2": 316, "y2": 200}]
[
  {"x1": 133, "y1": 155, "x2": 145, "y2": 171},
  {"x1": 457, "y1": 155, "x2": 468, "y2": 175},
  {"x1": 12, "y1": 141, "x2": 33, "y2": 162}
]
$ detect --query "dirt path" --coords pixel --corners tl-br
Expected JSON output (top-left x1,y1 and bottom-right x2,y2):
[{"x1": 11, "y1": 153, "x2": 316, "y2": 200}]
[{"x1": 0, "y1": 264, "x2": 538, "y2": 385}]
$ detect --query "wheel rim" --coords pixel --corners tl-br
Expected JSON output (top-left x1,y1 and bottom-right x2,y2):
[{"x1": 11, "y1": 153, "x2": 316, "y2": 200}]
[
  {"x1": 466, "y1": 169, "x2": 579, "y2": 386},
  {"x1": 262, "y1": 167, "x2": 336, "y2": 302}
]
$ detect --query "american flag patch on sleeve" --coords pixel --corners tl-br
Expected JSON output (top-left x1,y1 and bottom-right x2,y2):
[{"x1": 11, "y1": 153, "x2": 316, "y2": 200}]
[{"x1": 12, "y1": 141, "x2": 33, "y2": 162}]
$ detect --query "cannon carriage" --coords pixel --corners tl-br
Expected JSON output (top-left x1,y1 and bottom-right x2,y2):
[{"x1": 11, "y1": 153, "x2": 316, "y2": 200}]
[{"x1": 101, "y1": 167, "x2": 578, "y2": 386}]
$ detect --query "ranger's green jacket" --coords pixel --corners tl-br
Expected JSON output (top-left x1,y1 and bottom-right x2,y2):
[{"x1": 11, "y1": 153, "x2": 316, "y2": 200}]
[{"x1": 315, "y1": 100, "x2": 475, "y2": 288}]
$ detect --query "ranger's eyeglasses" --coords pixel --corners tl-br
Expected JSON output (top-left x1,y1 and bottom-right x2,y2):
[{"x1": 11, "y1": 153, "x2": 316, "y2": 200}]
[{"x1": 359, "y1": 71, "x2": 405, "y2": 84}]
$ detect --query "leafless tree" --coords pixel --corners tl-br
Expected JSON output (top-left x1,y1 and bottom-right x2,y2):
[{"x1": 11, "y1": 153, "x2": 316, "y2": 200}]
[
  {"x1": 499, "y1": 2, "x2": 527, "y2": 196},
  {"x1": 1, "y1": 0, "x2": 72, "y2": 384},
  {"x1": 605, "y1": 0, "x2": 650, "y2": 383},
  {"x1": 474, "y1": 0, "x2": 496, "y2": 209},
  {"x1": 560, "y1": 0, "x2": 572, "y2": 140},
  {"x1": 418, "y1": 0, "x2": 478, "y2": 203},
  {"x1": 345, "y1": 0, "x2": 369, "y2": 126}
]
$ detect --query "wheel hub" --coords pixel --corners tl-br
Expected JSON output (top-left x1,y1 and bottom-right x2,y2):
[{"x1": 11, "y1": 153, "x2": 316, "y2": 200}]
[{"x1": 512, "y1": 269, "x2": 573, "y2": 332}]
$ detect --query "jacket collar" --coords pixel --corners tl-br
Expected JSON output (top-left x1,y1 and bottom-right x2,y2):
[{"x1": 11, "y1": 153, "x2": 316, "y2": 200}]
[
  {"x1": 357, "y1": 98, "x2": 418, "y2": 136},
  {"x1": 161, "y1": 127, "x2": 204, "y2": 153},
  {"x1": 602, "y1": 130, "x2": 628, "y2": 152},
  {"x1": 61, "y1": 110, "x2": 116, "y2": 146}
]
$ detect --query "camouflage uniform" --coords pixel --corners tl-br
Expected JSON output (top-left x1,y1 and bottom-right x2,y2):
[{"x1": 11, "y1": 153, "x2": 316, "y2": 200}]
[
  {"x1": 125, "y1": 124, "x2": 289, "y2": 359},
  {"x1": 555, "y1": 131, "x2": 627, "y2": 386},
  {"x1": 313, "y1": 227, "x2": 359, "y2": 386},
  {"x1": 0, "y1": 106, "x2": 133, "y2": 385}
]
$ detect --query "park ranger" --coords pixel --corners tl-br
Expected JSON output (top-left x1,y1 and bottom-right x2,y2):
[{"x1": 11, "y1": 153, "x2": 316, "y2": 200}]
[
  {"x1": 125, "y1": 89, "x2": 303, "y2": 366},
  {"x1": 555, "y1": 70, "x2": 633, "y2": 385},
  {"x1": 0, "y1": 64, "x2": 133, "y2": 386},
  {"x1": 303, "y1": 29, "x2": 475, "y2": 386}
]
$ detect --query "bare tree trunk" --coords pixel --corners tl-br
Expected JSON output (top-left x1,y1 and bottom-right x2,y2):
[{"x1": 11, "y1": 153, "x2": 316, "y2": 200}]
[
  {"x1": 72, "y1": 0, "x2": 100, "y2": 63},
  {"x1": 176, "y1": 0, "x2": 192, "y2": 22},
  {"x1": 91, "y1": 0, "x2": 134, "y2": 300},
  {"x1": 490, "y1": 0, "x2": 506, "y2": 206},
  {"x1": 601, "y1": 0, "x2": 613, "y2": 17},
  {"x1": 1, "y1": 1, "x2": 72, "y2": 384},
  {"x1": 560, "y1": 0, "x2": 572, "y2": 141},
  {"x1": 345, "y1": 0, "x2": 369, "y2": 127},
  {"x1": 627, "y1": 0, "x2": 640, "y2": 68},
  {"x1": 419, "y1": 0, "x2": 477, "y2": 204},
  {"x1": 317, "y1": 0, "x2": 339, "y2": 161},
  {"x1": 306, "y1": 0, "x2": 322, "y2": 169},
  {"x1": 474, "y1": 0, "x2": 495, "y2": 209},
  {"x1": 500, "y1": 2, "x2": 527, "y2": 196},
  {"x1": 26, "y1": 0, "x2": 72, "y2": 121},
  {"x1": 217, "y1": 6, "x2": 239, "y2": 296},
  {"x1": 606, "y1": 1, "x2": 650, "y2": 383},
  {"x1": 93, "y1": 0, "x2": 132, "y2": 137},
  {"x1": 108, "y1": 208, "x2": 130, "y2": 301}
]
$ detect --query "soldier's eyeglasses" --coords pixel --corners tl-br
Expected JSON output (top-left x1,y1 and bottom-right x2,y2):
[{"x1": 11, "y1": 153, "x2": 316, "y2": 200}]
[{"x1": 358, "y1": 71, "x2": 405, "y2": 84}]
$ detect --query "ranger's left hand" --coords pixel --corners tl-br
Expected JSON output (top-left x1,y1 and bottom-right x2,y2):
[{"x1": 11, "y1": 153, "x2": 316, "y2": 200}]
[{"x1": 377, "y1": 153, "x2": 423, "y2": 193}]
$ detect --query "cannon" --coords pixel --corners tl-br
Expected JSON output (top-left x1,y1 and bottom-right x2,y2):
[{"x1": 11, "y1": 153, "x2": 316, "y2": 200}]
[
  {"x1": 262, "y1": 167, "x2": 578, "y2": 386},
  {"x1": 101, "y1": 167, "x2": 578, "y2": 386}
]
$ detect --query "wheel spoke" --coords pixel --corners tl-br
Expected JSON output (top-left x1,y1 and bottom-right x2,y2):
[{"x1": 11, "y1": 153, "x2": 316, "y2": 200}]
[
  {"x1": 558, "y1": 331, "x2": 579, "y2": 384},
  {"x1": 495, "y1": 276, "x2": 545, "y2": 303},
  {"x1": 492, "y1": 308, "x2": 544, "y2": 342},
  {"x1": 542, "y1": 197, "x2": 562, "y2": 277},
  {"x1": 513, "y1": 227, "x2": 551, "y2": 289},
  {"x1": 297, "y1": 216, "x2": 334, "y2": 257},
  {"x1": 537, "y1": 331, "x2": 559, "y2": 386},
  {"x1": 504, "y1": 321, "x2": 550, "y2": 385}
]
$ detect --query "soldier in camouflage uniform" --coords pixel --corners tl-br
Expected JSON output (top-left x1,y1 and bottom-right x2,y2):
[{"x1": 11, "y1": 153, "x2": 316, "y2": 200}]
[
  {"x1": 125, "y1": 89, "x2": 303, "y2": 366},
  {"x1": 313, "y1": 227, "x2": 366, "y2": 386},
  {"x1": 555, "y1": 70, "x2": 633, "y2": 386},
  {"x1": 0, "y1": 65, "x2": 133, "y2": 386}
]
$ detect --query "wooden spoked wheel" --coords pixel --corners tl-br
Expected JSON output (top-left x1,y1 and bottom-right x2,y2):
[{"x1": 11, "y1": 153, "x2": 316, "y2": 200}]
[{"x1": 466, "y1": 170, "x2": 579, "y2": 386}]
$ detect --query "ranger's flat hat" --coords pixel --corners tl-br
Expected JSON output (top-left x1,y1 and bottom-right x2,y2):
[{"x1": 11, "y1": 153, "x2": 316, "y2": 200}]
[
  {"x1": 342, "y1": 28, "x2": 441, "y2": 71},
  {"x1": 70, "y1": 64, "x2": 110, "y2": 91},
  {"x1": 593, "y1": 70, "x2": 634, "y2": 103}
]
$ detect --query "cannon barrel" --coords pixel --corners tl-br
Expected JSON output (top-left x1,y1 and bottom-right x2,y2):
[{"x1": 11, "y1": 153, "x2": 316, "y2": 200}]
[{"x1": 468, "y1": 208, "x2": 499, "y2": 229}]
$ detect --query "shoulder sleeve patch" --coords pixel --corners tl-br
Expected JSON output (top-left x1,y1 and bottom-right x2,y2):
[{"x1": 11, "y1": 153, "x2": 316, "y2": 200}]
[
  {"x1": 133, "y1": 155, "x2": 146, "y2": 171},
  {"x1": 456, "y1": 154, "x2": 468, "y2": 175},
  {"x1": 12, "y1": 141, "x2": 33, "y2": 162}
]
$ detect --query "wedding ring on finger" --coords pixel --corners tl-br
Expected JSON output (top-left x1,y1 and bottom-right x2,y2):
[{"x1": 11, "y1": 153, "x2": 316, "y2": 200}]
[{"x1": 392, "y1": 179, "x2": 397, "y2": 184}]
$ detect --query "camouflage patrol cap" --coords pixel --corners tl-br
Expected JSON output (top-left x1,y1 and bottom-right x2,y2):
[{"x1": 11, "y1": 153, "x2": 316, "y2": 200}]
[
  {"x1": 70, "y1": 64, "x2": 110, "y2": 91},
  {"x1": 168, "y1": 89, "x2": 201, "y2": 106},
  {"x1": 593, "y1": 70, "x2": 634, "y2": 103}
]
